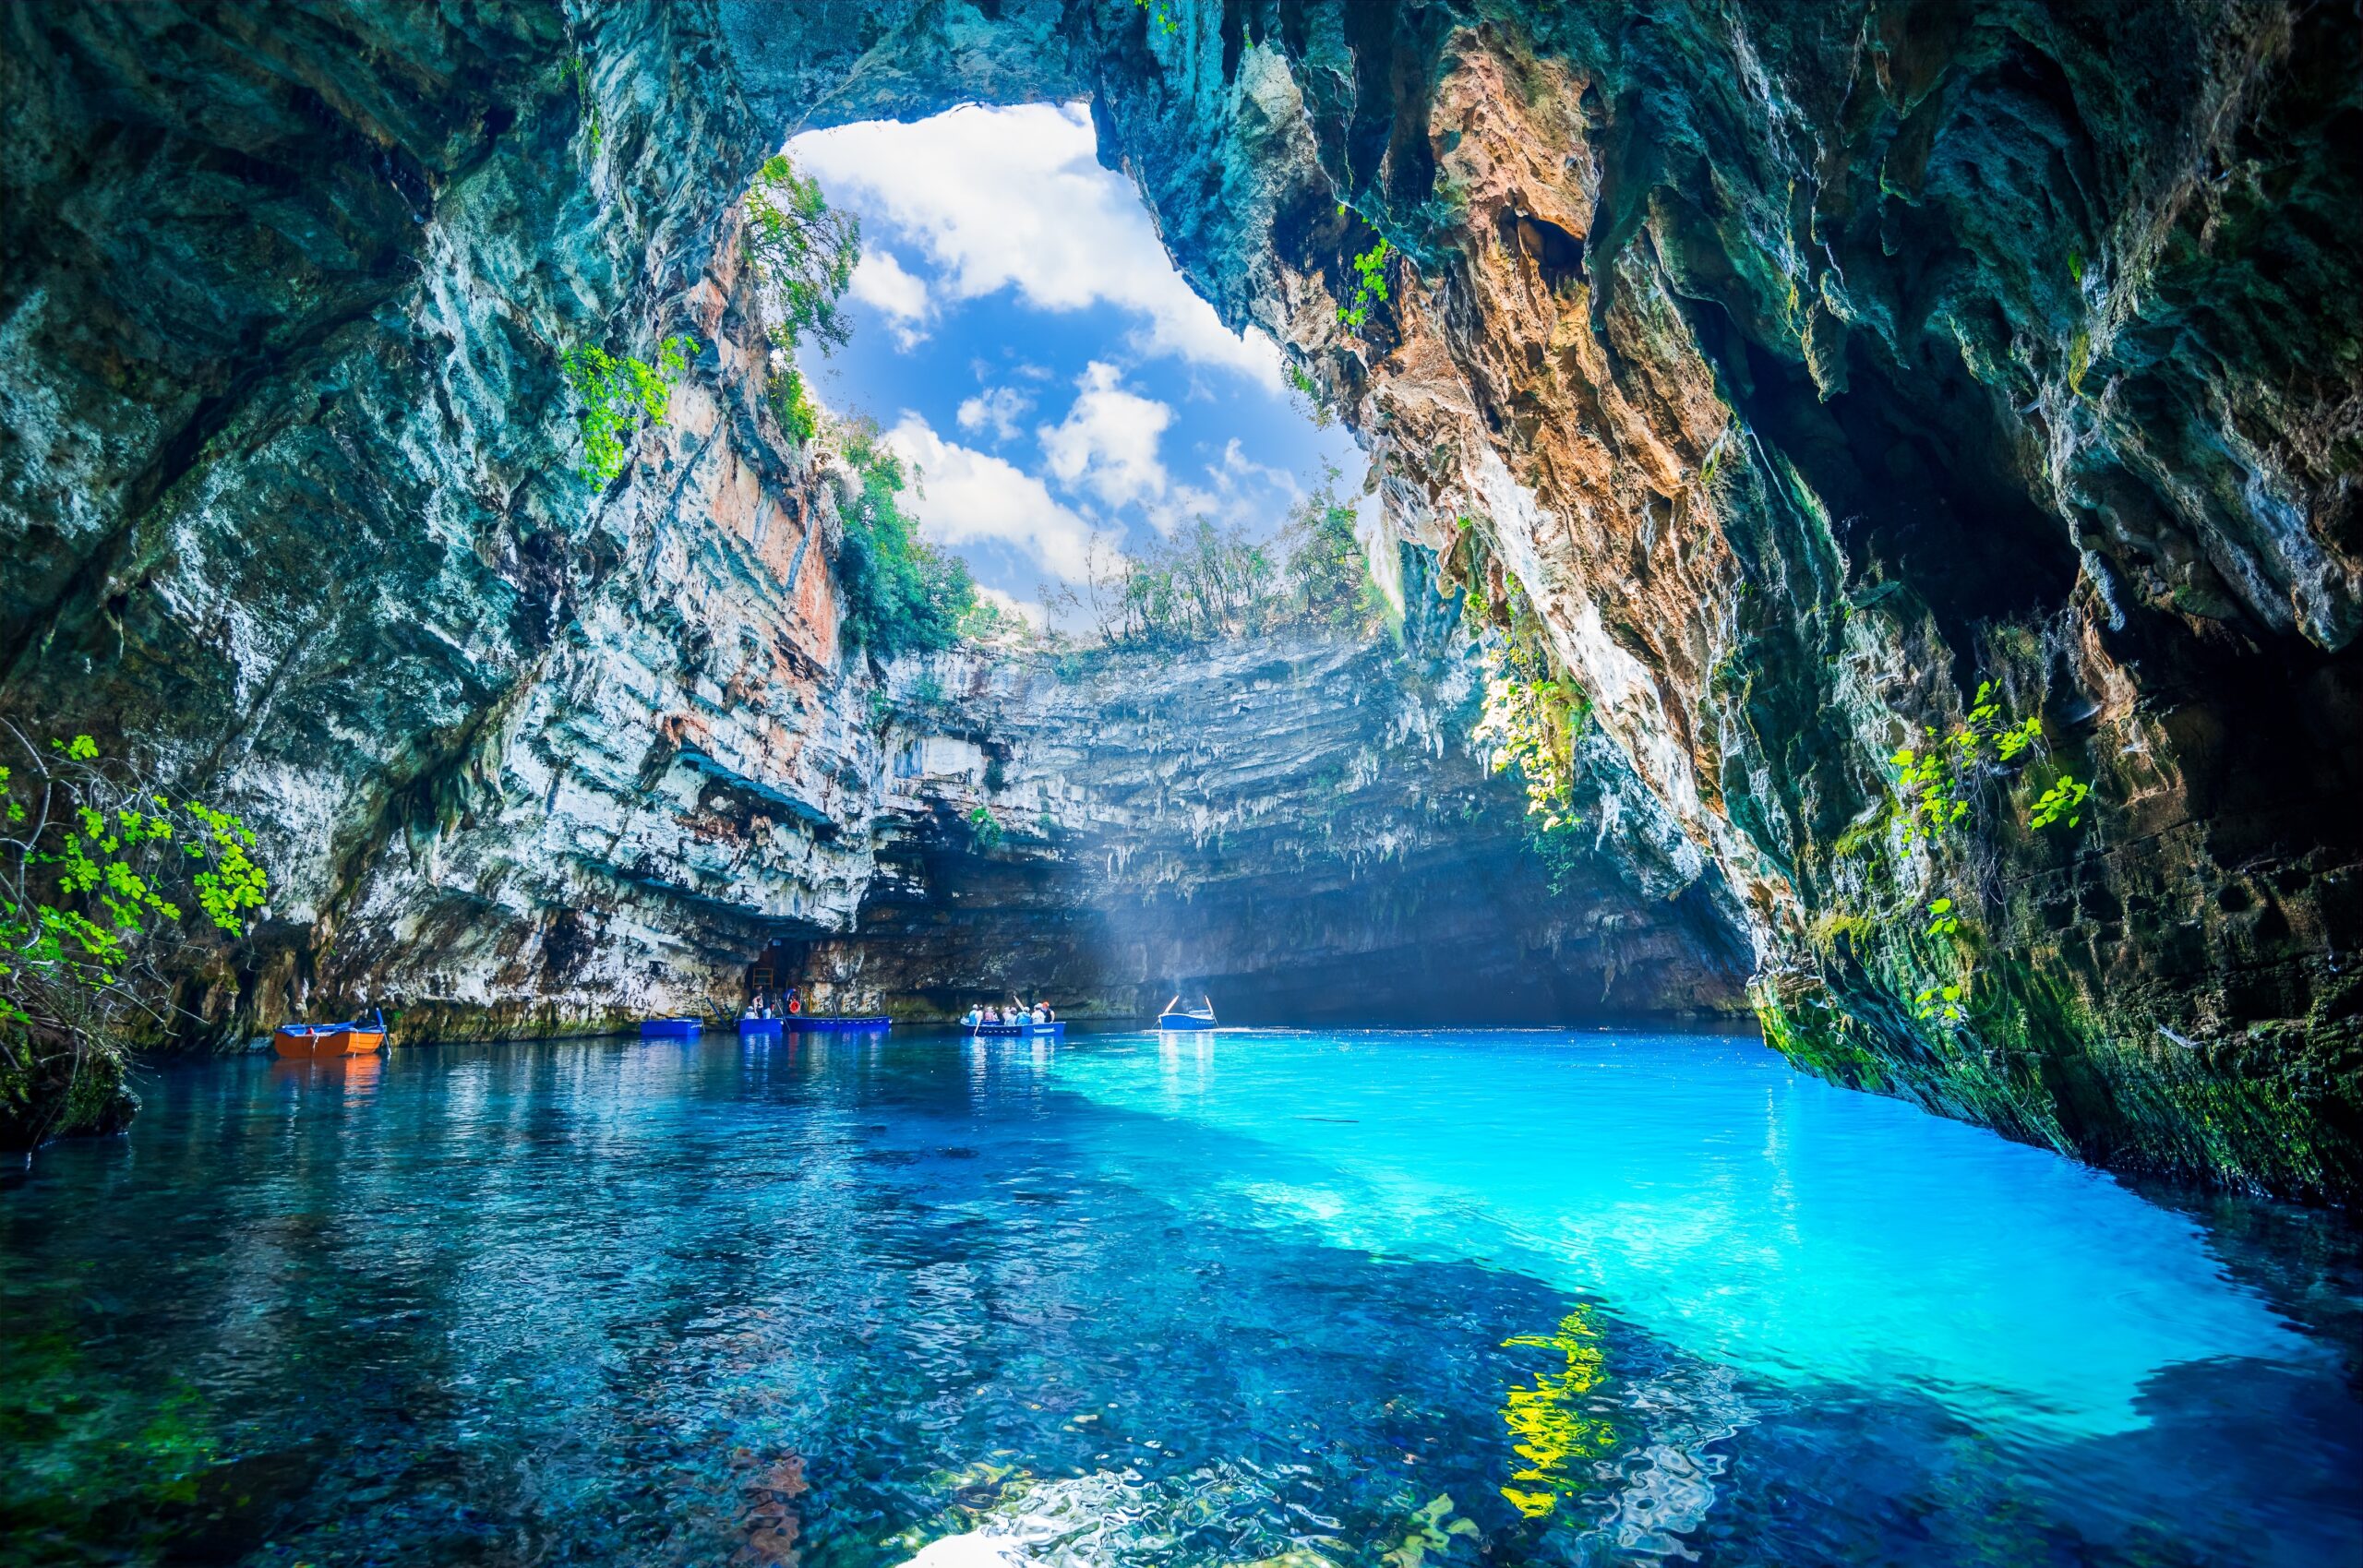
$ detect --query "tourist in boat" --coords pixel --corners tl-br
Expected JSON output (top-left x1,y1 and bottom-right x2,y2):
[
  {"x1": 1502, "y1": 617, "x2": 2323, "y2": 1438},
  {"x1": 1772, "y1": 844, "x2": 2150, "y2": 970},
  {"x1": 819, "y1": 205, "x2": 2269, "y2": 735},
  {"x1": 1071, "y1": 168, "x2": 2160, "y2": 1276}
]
[
  {"x1": 963, "y1": 1004, "x2": 981, "y2": 1027},
  {"x1": 786, "y1": 987, "x2": 801, "y2": 1015},
  {"x1": 1031, "y1": 1000, "x2": 1049, "y2": 1024}
]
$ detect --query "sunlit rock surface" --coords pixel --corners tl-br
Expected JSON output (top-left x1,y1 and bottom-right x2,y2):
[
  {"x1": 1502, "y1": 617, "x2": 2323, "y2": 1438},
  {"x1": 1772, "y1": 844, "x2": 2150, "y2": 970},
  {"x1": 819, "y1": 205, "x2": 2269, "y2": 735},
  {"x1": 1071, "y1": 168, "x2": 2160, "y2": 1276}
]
[
  {"x1": 796, "y1": 630, "x2": 1743, "y2": 1022},
  {"x1": 4, "y1": 1, "x2": 2359, "y2": 1194},
  {"x1": 720, "y1": 0, "x2": 2363, "y2": 1194}
]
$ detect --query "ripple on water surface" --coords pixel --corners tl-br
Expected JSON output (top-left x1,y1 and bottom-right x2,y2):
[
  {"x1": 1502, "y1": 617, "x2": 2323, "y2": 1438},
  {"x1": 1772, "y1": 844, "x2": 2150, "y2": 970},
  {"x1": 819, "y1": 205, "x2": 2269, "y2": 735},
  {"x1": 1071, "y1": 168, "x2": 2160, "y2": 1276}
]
[{"x1": 1, "y1": 1028, "x2": 2357, "y2": 1568}]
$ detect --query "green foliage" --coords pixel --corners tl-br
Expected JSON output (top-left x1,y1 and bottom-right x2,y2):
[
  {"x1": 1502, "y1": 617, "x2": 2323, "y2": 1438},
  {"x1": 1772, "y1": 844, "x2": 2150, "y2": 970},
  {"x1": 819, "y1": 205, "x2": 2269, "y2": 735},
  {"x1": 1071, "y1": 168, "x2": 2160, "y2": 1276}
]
[
  {"x1": 1134, "y1": 0, "x2": 1180, "y2": 33},
  {"x1": 1475, "y1": 646, "x2": 1587, "y2": 833},
  {"x1": 2, "y1": 730, "x2": 268, "y2": 1143},
  {"x1": 1526, "y1": 818, "x2": 1593, "y2": 897},
  {"x1": 1283, "y1": 362, "x2": 1336, "y2": 429},
  {"x1": 955, "y1": 593, "x2": 1040, "y2": 647},
  {"x1": 767, "y1": 365, "x2": 819, "y2": 446},
  {"x1": 1913, "y1": 981, "x2": 1968, "y2": 1025},
  {"x1": 563, "y1": 335, "x2": 693, "y2": 485},
  {"x1": 1279, "y1": 469, "x2": 1381, "y2": 628},
  {"x1": 1068, "y1": 468, "x2": 1380, "y2": 646},
  {"x1": 1337, "y1": 237, "x2": 1393, "y2": 331},
  {"x1": 743, "y1": 153, "x2": 859, "y2": 356},
  {"x1": 966, "y1": 804, "x2": 1005, "y2": 851},
  {"x1": 562, "y1": 53, "x2": 601, "y2": 153},
  {"x1": 1924, "y1": 896, "x2": 1961, "y2": 939},
  {"x1": 834, "y1": 421, "x2": 978, "y2": 661},
  {"x1": 1891, "y1": 682, "x2": 2059, "y2": 844},
  {"x1": 1099, "y1": 519, "x2": 1276, "y2": 645},
  {"x1": 2031, "y1": 773, "x2": 2090, "y2": 829}
]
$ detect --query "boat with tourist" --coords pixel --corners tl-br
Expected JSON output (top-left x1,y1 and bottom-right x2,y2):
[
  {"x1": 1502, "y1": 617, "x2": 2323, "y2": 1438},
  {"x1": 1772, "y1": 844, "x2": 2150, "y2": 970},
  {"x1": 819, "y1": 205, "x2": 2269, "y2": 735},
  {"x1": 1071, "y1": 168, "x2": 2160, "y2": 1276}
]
[
  {"x1": 968, "y1": 1019, "x2": 1064, "y2": 1038},
  {"x1": 963, "y1": 999, "x2": 1062, "y2": 1038}
]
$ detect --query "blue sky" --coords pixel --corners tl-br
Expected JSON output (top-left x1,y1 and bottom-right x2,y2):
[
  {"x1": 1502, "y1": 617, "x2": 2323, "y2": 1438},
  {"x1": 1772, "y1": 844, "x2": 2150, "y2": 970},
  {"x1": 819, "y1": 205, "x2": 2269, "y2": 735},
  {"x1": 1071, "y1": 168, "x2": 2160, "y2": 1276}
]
[{"x1": 786, "y1": 102, "x2": 1362, "y2": 625}]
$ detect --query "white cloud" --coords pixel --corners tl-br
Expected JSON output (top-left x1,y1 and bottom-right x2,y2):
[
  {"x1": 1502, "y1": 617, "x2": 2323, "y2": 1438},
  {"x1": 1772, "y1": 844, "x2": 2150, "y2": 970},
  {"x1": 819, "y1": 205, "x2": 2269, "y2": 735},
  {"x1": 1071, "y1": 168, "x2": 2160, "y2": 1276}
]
[
  {"x1": 849, "y1": 247, "x2": 930, "y2": 348},
  {"x1": 791, "y1": 104, "x2": 1283, "y2": 389},
  {"x1": 1037, "y1": 362, "x2": 1174, "y2": 511},
  {"x1": 1210, "y1": 437, "x2": 1303, "y2": 502},
  {"x1": 882, "y1": 413, "x2": 1110, "y2": 583},
  {"x1": 973, "y1": 584, "x2": 1048, "y2": 628},
  {"x1": 956, "y1": 385, "x2": 1034, "y2": 444}
]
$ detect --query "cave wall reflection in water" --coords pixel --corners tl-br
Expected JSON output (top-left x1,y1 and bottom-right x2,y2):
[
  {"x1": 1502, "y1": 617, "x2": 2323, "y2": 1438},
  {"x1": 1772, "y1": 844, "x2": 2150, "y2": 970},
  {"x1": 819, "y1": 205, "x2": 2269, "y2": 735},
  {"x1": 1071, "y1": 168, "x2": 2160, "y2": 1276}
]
[{"x1": 3, "y1": 1029, "x2": 2358, "y2": 1566}]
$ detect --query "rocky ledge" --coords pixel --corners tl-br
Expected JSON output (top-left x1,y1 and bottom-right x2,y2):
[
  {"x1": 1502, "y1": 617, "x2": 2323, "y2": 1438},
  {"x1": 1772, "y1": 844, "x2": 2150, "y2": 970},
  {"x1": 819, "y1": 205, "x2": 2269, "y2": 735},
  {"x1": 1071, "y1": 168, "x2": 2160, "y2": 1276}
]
[{"x1": 4, "y1": 2, "x2": 2359, "y2": 1199}]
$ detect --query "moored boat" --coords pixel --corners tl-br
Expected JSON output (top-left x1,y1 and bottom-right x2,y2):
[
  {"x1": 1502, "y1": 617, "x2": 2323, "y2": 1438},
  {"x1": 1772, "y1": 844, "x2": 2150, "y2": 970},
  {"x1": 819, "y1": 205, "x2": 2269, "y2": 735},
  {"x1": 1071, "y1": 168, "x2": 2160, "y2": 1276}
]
[
  {"x1": 788, "y1": 1015, "x2": 893, "y2": 1031},
  {"x1": 1157, "y1": 994, "x2": 1217, "y2": 1032},
  {"x1": 271, "y1": 1010, "x2": 388, "y2": 1058},
  {"x1": 967, "y1": 1021, "x2": 1063, "y2": 1039},
  {"x1": 640, "y1": 1017, "x2": 702, "y2": 1040},
  {"x1": 738, "y1": 1016, "x2": 784, "y2": 1038}
]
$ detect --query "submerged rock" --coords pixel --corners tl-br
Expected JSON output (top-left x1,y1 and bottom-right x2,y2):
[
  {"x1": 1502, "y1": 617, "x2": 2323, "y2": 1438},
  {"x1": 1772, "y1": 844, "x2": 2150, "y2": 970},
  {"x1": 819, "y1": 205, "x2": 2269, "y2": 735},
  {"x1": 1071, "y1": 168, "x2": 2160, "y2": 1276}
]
[{"x1": 1, "y1": 1, "x2": 2357, "y2": 1195}]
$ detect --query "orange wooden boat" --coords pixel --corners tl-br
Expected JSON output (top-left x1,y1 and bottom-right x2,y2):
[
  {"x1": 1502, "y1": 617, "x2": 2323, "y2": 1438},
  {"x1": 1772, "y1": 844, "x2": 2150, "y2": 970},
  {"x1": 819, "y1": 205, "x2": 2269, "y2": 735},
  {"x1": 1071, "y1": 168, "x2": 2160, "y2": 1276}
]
[{"x1": 271, "y1": 1010, "x2": 387, "y2": 1059}]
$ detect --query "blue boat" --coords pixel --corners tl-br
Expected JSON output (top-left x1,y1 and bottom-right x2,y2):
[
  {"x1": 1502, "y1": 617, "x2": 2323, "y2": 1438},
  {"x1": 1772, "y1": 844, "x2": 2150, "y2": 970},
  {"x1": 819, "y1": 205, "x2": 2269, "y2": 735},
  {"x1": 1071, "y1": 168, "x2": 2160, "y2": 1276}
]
[
  {"x1": 967, "y1": 1021, "x2": 1064, "y2": 1039},
  {"x1": 738, "y1": 1016, "x2": 784, "y2": 1039},
  {"x1": 788, "y1": 1015, "x2": 893, "y2": 1032},
  {"x1": 640, "y1": 1017, "x2": 702, "y2": 1040},
  {"x1": 1157, "y1": 995, "x2": 1217, "y2": 1031}
]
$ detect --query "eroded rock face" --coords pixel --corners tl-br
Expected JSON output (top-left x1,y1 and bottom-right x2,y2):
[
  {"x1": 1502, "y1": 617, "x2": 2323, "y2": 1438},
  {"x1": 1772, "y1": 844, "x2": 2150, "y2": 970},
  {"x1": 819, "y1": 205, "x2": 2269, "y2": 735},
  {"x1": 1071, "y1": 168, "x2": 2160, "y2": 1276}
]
[
  {"x1": 4, "y1": 1, "x2": 2359, "y2": 1195},
  {"x1": 795, "y1": 629, "x2": 1744, "y2": 1023},
  {"x1": 0, "y1": 1, "x2": 1734, "y2": 1152},
  {"x1": 981, "y1": 0, "x2": 2363, "y2": 1195},
  {"x1": 1, "y1": 1, "x2": 866, "y2": 1059}
]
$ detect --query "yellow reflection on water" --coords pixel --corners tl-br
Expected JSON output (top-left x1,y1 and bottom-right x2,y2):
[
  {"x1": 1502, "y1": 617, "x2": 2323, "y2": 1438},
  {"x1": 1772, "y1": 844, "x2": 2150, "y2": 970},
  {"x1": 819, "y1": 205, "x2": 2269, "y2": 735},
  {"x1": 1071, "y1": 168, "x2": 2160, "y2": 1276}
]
[{"x1": 1498, "y1": 1309, "x2": 1618, "y2": 1518}]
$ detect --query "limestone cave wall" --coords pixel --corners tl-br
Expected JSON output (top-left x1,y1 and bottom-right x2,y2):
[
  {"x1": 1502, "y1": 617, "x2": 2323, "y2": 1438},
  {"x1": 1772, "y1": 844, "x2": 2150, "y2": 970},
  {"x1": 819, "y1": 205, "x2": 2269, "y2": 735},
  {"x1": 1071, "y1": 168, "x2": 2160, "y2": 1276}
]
[
  {"x1": 794, "y1": 629, "x2": 1744, "y2": 1023},
  {"x1": 4, "y1": 1, "x2": 2360, "y2": 1197}
]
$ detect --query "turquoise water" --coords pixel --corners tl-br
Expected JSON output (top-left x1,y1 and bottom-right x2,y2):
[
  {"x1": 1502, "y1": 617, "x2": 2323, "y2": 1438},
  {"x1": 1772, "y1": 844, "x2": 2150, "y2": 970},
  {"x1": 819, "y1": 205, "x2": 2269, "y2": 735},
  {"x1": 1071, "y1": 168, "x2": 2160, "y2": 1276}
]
[{"x1": 3, "y1": 1027, "x2": 2358, "y2": 1567}]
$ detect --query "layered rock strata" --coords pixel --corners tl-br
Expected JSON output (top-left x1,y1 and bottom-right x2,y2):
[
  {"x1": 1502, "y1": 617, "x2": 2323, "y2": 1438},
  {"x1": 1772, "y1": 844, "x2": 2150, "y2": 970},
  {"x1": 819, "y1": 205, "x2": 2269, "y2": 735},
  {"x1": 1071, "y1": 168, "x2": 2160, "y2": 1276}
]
[
  {"x1": 4, "y1": 1, "x2": 2359, "y2": 1197},
  {"x1": 795, "y1": 630, "x2": 1744, "y2": 1023},
  {"x1": 0, "y1": 1, "x2": 1733, "y2": 1152}
]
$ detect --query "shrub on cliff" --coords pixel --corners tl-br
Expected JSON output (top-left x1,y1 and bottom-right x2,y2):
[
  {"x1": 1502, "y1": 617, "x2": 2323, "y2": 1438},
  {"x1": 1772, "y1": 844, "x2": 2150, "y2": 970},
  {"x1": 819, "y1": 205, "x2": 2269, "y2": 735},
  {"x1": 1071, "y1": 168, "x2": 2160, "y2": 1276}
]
[
  {"x1": 0, "y1": 730, "x2": 268, "y2": 1150},
  {"x1": 563, "y1": 335, "x2": 694, "y2": 485},
  {"x1": 834, "y1": 422, "x2": 978, "y2": 661}
]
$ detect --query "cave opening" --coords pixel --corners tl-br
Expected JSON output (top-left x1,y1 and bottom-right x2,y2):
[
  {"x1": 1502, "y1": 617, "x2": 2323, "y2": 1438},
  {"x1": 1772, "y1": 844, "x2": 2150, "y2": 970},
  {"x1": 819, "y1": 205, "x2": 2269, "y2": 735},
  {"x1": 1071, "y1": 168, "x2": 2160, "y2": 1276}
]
[
  {"x1": 9, "y1": 13, "x2": 2363, "y2": 1558},
  {"x1": 723, "y1": 102, "x2": 1745, "y2": 1027}
]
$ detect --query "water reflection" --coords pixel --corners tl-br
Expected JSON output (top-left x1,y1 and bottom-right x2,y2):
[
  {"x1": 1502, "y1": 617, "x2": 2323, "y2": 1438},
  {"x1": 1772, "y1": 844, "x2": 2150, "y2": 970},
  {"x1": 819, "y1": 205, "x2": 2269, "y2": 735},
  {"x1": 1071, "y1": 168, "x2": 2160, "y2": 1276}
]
[
  {"x1": 265, "y1": 1052, "x2": 382, "y2": 1101},
  {"x1": 0, "y1": 1032, "x2": 2357, "y2": 1568},
  {"x1": 1498, "y1": 1310, "x2": 1618, "y2": 1518}
]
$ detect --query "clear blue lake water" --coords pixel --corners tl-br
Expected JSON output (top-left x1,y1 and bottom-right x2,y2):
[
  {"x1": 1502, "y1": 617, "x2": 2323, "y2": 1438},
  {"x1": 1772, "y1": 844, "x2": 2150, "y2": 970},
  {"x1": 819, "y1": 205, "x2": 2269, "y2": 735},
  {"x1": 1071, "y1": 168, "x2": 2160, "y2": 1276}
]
[{"x1": 3, "y1": 1027, "x2": 2359, "y2": 1566}]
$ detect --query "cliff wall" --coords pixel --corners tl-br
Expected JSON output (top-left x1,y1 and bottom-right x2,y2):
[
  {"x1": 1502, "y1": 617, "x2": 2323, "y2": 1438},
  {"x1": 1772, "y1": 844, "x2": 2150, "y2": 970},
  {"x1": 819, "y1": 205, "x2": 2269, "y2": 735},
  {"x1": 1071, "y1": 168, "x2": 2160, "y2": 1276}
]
[
  {"x1": 704, "y1": 0, "x2": 2363, "y2": 1195},
  {"x1": 0, "y1": 1, "x2": 1732, "y2": 1152},
  {"x1": 5, "y1": 1, "x2": 2359, "y2": 1195},
  {"x1": 798, "y1": 629, "x2": 1743, "y2": 1023}
]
